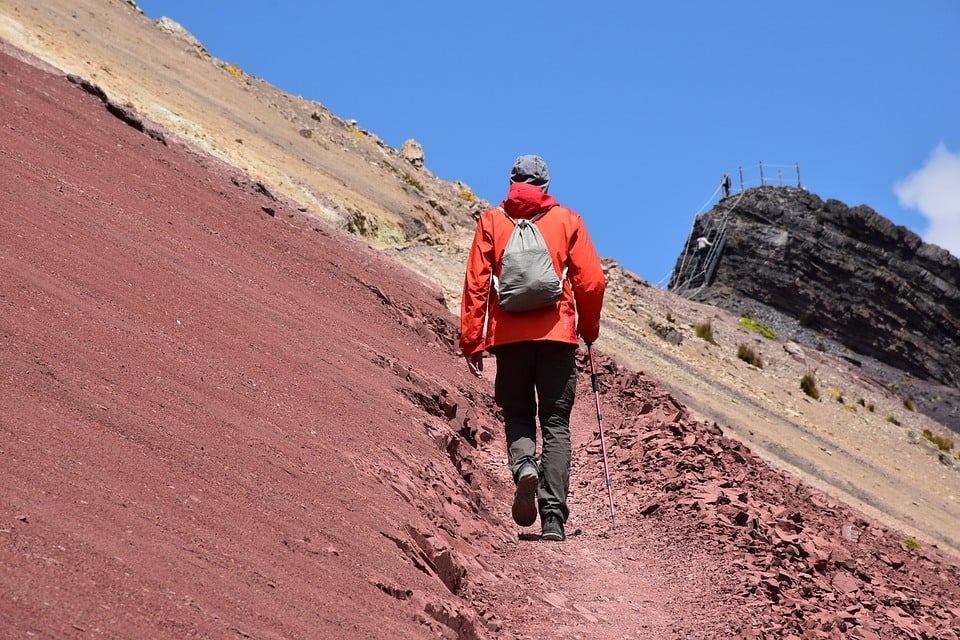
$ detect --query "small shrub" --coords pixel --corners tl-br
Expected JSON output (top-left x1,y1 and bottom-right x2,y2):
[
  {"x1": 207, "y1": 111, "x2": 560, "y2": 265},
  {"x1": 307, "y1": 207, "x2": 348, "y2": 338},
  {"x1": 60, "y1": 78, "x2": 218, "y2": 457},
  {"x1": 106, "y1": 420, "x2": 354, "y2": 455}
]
[
  {"x1": 221, "y1": 62, "x2": 245, "y2": 79},
  {"x1": 695, "y1": 322, "x2": 717, "y2": 345},
  {"x1": 886, "y1": 416, "x2": 901, "y2": 426},
  {"x1": 902, "y1": 537, "x2": 921, "y2": 550},
  {"x1": 828, "y1": 388, "x2": 844, "y2": 404},
  {"x1": 666, "y1": 312, "x2": 675, "y2": 324},
  {"x1": 401, "y1": 173, "x2": 424, "y2": 192},
  {"x1": 800, "y1": 372, "x2": 819, "y2": 400},
  {"x1": 737, "y1": 344, "x2": 763, "y2": 368},
  {"x1": 922, "y1": 428, "x2": 954, "y2": 451},
  {"x1": 903, "y1": 397, "x2": 916, "y2": 412},
  {"x1": 739, "y1": 316, "x2": 777, "y2": 340},
  {"x1": 457, "y1": 190, "x2": 476, "y2": 202}
]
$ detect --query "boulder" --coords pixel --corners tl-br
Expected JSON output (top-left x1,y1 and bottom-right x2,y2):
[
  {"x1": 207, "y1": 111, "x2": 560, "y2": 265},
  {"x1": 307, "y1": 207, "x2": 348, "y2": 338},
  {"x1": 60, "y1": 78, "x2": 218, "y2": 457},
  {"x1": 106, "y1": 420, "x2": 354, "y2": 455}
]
[{"x1": 400, "y1": 139, "x2": 425, "y2": 168}]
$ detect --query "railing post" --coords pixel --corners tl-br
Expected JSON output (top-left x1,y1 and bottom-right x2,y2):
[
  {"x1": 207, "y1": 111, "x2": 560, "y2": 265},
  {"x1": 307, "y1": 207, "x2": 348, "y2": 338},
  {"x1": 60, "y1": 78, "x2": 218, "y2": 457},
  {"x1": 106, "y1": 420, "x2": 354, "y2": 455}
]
[
  {"x1": 738, "y1": 166, "x2": 744, "y2": 193},
  {"x1": 796, "y1": 162, "x2": 802, "y2": 188},
  {"x1": 759, "y1": 161, "x2": 765, "y2": 186},
  {"x1": 778, "y1": 169, "x2": 783, "y2": 186}
]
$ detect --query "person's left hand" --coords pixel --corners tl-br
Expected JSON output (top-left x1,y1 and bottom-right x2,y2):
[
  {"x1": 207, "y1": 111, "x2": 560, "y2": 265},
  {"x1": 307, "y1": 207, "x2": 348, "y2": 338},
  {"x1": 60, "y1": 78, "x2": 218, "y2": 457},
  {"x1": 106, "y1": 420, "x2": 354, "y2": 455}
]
[{"x1": 465, "y1": 352, "x2": 484, "y2": 378}]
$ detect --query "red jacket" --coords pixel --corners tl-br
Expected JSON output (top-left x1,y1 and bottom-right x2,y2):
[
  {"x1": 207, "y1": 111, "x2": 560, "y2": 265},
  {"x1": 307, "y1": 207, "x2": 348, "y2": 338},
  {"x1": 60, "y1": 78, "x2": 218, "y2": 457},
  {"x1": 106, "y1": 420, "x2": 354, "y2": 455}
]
[{"x1": 459, "y1": 182, "x2": 606, "y2": 356}]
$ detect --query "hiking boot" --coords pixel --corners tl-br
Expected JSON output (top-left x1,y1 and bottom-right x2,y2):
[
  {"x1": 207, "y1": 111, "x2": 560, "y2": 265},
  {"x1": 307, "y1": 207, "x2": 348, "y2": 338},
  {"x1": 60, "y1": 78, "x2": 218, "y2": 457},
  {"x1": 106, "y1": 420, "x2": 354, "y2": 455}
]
[
  {"x1": 541, "y1": 514, "x2": 566, "y2": 542},
  {"x1": 511, "y1": 461, "x2": 539, "y2": 527}
]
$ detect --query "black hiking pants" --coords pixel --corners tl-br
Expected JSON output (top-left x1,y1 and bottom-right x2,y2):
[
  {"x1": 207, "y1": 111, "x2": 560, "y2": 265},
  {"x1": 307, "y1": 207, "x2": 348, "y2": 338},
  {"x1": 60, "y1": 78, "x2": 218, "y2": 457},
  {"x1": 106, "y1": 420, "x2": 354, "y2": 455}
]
[{"x1": 492, "y1": 341, "x2": 577, "y2": 523}]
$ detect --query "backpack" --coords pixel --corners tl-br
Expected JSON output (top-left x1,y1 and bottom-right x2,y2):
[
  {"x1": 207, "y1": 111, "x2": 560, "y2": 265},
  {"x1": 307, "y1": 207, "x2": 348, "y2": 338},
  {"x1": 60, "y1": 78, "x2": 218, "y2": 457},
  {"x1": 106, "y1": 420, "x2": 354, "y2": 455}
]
[{"x1": 492, "y1": 208, "x2": 565, "y2": 313}]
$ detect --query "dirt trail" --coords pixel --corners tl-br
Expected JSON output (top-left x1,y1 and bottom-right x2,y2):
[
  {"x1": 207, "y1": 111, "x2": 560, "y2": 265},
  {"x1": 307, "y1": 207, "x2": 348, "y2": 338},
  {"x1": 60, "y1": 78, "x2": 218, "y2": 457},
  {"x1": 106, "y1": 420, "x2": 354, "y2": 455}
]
[{"x1": 458, "y1": 359, "x2": 743, "y2": 639}]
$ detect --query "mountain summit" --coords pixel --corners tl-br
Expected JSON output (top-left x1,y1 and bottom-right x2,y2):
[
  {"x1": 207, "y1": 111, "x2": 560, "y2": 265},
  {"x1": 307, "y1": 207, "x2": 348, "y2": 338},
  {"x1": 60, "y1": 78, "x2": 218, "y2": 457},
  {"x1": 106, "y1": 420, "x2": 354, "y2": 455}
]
[{"x1": 671, "y1": 185, "x2": 960, "y2": 427}]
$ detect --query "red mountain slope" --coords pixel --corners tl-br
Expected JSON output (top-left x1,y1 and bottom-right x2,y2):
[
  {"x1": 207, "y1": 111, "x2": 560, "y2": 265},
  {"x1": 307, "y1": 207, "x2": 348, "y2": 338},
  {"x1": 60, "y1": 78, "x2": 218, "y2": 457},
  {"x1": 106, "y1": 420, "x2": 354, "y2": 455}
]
[{"x1": 2, "y1": 48, "x2": 960, "y2": 639}]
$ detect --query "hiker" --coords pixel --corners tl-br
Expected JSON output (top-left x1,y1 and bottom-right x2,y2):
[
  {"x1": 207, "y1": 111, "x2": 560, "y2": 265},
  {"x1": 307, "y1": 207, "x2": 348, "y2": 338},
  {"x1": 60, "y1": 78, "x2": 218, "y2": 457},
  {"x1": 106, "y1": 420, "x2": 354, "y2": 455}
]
[
  {"x1": 459, "y1": 155, "x2": 606, "y2": 542},
  {"x1": 721, "y1": 172, "x2": 732, "y2": 198},
  {"x1": 694, "y1": 236, "x2": 713, "y2": 276}
]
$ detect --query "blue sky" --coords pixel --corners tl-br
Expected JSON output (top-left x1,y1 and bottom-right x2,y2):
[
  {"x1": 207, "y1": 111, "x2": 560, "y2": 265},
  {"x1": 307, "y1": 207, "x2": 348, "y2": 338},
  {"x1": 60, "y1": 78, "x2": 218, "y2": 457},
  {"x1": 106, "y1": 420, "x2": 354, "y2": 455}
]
[{"x1": 136, "y1": 1, "x2": 959, "y2": 285}]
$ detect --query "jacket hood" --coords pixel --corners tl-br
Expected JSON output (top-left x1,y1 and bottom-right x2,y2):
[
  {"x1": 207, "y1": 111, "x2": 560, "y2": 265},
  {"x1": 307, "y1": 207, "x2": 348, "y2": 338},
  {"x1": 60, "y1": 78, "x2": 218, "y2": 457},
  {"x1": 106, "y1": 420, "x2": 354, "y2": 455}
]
[{"x1": 500, "y1": 182, "x2": 559, "y2": 219}]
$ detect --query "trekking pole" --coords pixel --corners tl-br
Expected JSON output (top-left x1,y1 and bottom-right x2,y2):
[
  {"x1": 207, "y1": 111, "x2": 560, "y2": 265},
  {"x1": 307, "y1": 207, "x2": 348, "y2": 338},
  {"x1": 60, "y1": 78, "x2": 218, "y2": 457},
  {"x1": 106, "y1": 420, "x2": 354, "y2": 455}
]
[{"x1": 587, "y1": 344, "x2": 616, "y2": 526}]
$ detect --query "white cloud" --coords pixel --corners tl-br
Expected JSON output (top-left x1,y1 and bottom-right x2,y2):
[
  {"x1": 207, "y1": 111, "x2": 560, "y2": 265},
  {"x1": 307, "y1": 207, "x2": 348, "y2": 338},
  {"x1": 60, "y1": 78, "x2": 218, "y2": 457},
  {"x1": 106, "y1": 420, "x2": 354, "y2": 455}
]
[{"x1": 895, "y1": 143, "x2": 960, "y2": 258}]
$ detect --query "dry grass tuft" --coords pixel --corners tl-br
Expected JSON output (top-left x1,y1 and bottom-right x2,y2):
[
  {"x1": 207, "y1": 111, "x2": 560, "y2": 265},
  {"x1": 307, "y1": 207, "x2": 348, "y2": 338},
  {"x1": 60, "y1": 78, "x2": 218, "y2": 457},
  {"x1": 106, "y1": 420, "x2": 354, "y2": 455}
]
[
  {"x1": 922, "y1": 428, "x2": 954, "y2": 451},
  {"x1": 695, "y1": 322, "x2": 717, "y2": 345},
  {"x1": 800, "y1": 372, "x2": 819, "y2": 400},
  {"x1": 737, "y1": 344, "x2": 763, "y2": 368}
]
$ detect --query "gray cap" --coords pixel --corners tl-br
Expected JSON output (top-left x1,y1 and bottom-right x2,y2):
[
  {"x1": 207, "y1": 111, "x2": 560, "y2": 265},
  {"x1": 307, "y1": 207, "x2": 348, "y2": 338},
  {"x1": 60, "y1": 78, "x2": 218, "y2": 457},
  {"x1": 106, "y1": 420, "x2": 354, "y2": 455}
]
[{"x1": 510, "y1": 155, "x2": 550, "y2": 191}]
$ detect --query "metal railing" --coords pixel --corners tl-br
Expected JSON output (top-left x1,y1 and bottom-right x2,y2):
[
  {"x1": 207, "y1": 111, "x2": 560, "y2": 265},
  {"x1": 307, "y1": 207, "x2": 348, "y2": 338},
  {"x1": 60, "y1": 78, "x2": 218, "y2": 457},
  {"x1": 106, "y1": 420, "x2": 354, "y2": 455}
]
[{"x1": 664, "y1": 162, "x2": 802, "y2": 295}]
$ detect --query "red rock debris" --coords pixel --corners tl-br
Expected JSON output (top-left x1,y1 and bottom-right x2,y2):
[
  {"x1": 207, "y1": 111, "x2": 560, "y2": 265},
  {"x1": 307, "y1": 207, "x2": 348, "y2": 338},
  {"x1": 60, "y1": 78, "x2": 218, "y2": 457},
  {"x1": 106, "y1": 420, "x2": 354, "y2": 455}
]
[{"x1": 576, "y1": 351, "x2": 960, "y2": 638}]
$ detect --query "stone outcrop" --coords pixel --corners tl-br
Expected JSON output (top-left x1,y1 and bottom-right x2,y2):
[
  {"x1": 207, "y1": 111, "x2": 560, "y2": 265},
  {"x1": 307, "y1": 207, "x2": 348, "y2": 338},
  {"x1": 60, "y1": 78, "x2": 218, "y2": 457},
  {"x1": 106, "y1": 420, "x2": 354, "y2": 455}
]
[
  {"x1": 400, "y1": 139, "x2": 425, "y2": 167},
  {"x1": 670, "y1": 186, "x2": 960, "y2": 388}
]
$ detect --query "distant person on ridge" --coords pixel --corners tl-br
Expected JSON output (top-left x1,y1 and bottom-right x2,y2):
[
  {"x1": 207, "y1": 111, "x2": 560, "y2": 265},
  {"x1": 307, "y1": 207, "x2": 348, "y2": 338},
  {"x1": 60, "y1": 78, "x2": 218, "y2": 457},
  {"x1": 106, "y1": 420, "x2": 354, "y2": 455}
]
[
  {"x1": 722, "y1": 172, "x2": 732, "y2": 198},
  {"x1": 459, "y1": 155, "x2": 606, "y2": 542}
]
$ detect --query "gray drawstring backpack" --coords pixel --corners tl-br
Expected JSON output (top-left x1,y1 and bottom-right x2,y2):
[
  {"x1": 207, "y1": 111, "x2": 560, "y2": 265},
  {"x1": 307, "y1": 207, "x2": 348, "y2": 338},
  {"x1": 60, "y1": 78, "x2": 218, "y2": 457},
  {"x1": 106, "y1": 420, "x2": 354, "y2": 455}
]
[{"x1": 492, "y1": 208, "x2": 566, "y2": 313}]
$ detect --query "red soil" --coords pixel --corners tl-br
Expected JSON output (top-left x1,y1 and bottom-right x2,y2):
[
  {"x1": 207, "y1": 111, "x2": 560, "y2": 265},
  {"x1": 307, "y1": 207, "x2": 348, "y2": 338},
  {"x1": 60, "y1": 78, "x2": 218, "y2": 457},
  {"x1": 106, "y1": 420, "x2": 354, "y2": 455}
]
[{"x1": 2, "y1": 49, "x2": 960, "y2": 639}]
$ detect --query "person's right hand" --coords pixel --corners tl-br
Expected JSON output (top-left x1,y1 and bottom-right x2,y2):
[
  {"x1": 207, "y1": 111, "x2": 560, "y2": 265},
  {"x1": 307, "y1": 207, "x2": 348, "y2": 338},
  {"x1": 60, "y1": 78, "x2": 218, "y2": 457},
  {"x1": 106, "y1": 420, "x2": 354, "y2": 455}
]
[{"x1": 465, "y1": 353, "x2": 484, "y2": 378}]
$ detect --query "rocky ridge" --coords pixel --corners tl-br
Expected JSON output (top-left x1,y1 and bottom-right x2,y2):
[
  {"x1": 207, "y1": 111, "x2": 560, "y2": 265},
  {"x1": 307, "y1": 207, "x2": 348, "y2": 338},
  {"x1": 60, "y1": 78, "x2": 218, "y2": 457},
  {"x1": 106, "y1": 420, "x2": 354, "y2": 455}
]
[{"x1": 670, "y1": 186, "x2": 960, "y2": 429}]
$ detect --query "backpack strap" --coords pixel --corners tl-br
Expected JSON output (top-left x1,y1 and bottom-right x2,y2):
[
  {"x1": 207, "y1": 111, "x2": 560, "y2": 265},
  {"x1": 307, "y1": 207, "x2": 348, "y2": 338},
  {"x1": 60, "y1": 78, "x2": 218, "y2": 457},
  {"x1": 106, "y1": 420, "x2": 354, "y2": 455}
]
[
  {"x1": 527, "y1": 210, "x2": 549, "y2": 224},
  {"x1": 498, "y1": 207, "x2": 549, "y2": 226}
]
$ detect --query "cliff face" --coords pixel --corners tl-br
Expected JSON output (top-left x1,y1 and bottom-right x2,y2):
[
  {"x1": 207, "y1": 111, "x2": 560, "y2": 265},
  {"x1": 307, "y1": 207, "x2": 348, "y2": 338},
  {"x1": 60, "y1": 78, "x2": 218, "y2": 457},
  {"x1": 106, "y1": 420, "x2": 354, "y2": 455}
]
[{"x1": 671, "y1": 186, "x2": 960, "y2": 388}]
